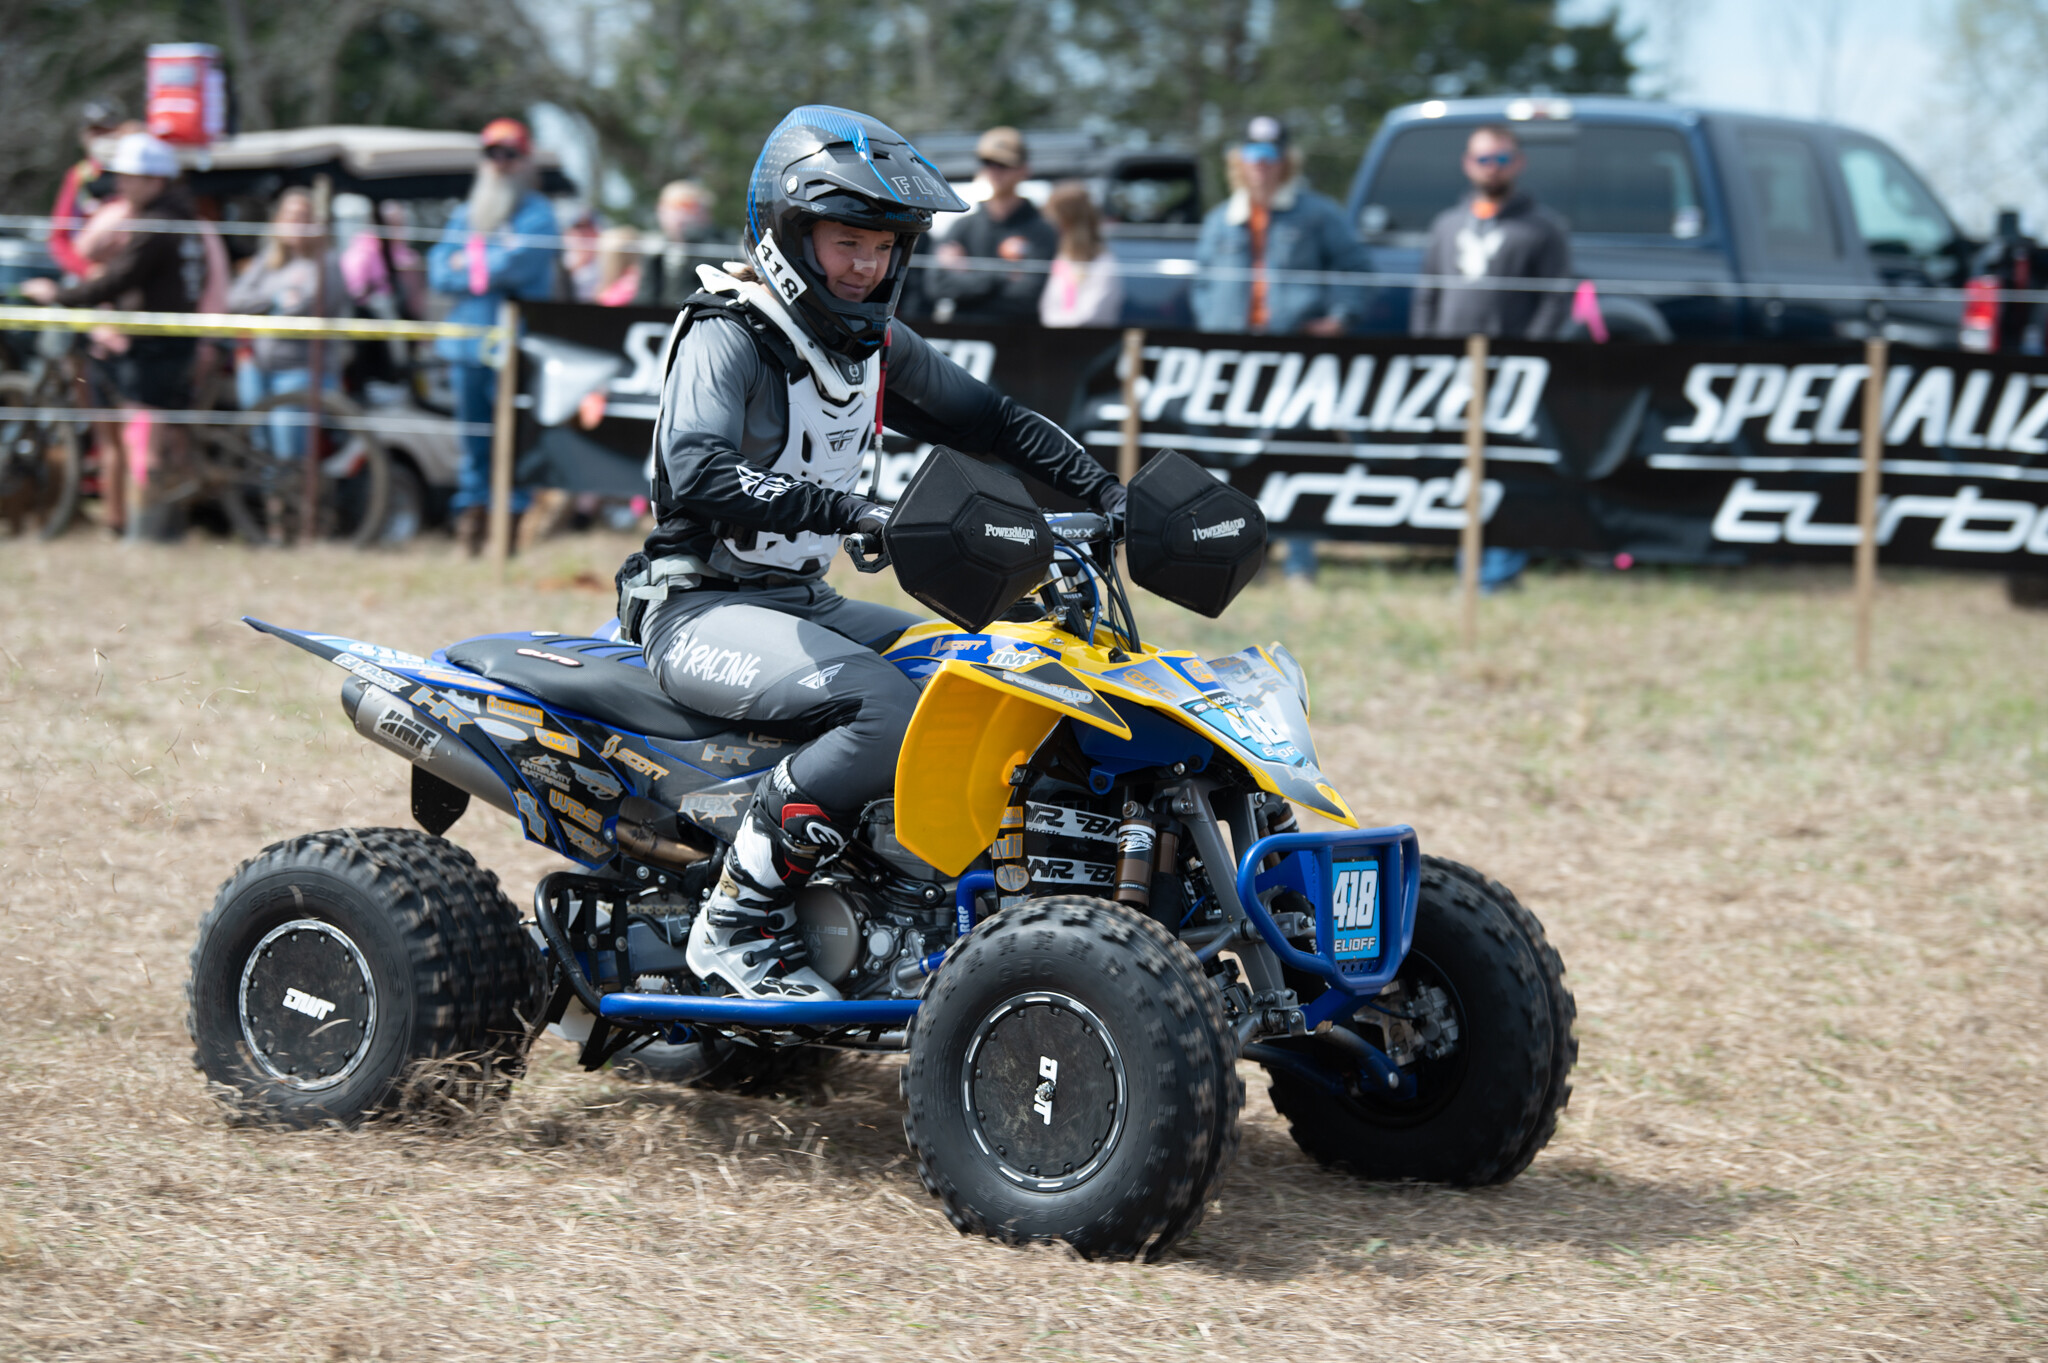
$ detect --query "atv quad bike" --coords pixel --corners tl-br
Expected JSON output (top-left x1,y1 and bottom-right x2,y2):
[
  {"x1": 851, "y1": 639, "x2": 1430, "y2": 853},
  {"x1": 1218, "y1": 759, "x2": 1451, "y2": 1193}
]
[{"x1": 190, "y1": 448, "x2": 1574, "y2": 1260}]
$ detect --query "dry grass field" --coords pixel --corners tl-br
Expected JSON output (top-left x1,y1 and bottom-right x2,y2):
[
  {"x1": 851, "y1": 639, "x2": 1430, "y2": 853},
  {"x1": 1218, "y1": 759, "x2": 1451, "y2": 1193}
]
[{"x1": 2, "y1": 532, "x2": 2044, "y2": 1361}]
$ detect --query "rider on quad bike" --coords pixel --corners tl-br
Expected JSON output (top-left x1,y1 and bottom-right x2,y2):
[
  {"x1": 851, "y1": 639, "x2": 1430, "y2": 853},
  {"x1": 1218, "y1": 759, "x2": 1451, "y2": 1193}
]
[{"x1": 620, "y1": 106, "x2": 1127, "y2": 1001}]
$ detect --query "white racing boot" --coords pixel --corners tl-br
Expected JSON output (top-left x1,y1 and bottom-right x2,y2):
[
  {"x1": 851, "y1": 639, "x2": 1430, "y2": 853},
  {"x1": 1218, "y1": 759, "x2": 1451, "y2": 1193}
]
[{"x1": 685, "y1": 778, "x2": 841, "y2": 1000}]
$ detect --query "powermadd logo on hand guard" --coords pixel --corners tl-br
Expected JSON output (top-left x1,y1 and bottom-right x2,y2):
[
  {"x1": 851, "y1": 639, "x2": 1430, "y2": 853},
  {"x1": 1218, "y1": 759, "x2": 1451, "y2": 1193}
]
[
  {"x1": 1192, "y1": 517, "x2": 1247, "y2": 541},
  {"x1": 984, "y1": 523, "x2": 1036, "y2": 544}
]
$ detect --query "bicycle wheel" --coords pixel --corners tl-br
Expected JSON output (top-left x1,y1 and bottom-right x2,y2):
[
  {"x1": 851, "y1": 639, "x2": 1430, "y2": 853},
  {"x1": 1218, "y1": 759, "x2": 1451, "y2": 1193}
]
[
  {"x1": 0, "y1": 370, "x2": 83, "y2": 539},
  {"x1": 199, "y1": 389, "x2": 392, "y2": 547}
]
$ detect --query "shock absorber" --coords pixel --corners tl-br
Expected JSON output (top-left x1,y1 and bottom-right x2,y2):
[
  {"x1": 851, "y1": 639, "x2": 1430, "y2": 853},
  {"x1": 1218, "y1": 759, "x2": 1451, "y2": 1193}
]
[
  {"x1": 992, "y1": 770, "x2": 1030, "y2": 897},
  {"x1": 1114, "y1": 800, "x2": 1156, "y2": 909}
]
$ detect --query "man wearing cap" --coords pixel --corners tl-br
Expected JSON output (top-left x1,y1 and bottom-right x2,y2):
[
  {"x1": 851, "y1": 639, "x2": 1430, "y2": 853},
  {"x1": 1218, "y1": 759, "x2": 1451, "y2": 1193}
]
[
  {"x1": 426, "y1": 118, "x2": 560, "y2": 554},
  {"x1": 1191, "y1": 116, "x2": 1366, "y2": 338},
  {"x1": 926, "y1": 126, "x2": 1058, "y2": 327},
  {"x1": 23, "y1": 132, "x2": 205, "y2": 539},
  {"x1": 1192, "y1": 116, "x2": 1368, "y2": 581}
]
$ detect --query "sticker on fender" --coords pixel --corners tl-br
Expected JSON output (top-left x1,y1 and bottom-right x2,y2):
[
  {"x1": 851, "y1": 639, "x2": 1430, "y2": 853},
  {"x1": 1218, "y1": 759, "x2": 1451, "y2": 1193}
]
[{"x1": 1330, "y1": 859, "x2": 1380, "y2": 964}]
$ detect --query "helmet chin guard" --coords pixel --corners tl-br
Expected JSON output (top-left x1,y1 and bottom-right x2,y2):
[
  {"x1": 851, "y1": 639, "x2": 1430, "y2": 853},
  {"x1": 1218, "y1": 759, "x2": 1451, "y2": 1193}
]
[{"x1": 743, "y1": 106, "x2": 967, "y2": 361}]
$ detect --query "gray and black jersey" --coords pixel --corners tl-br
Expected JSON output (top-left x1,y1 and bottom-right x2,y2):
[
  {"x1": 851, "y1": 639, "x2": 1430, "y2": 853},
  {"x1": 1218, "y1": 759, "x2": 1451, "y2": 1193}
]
[{"x1": 643, "y1": 269, "x2": 1114, "y2": 583}]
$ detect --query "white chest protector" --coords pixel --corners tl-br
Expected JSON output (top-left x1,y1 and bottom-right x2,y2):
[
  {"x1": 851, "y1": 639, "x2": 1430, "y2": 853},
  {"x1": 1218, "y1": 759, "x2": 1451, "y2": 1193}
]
[{"x1": 693, "y1": 266, "x2": 879, "y2": 576}]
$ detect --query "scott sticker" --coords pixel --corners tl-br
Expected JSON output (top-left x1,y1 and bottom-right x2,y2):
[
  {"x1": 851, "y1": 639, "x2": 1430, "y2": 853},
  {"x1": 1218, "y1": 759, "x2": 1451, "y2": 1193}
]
[{"x1": 599, "y1": 734, "x2": 669, "y2": 781}]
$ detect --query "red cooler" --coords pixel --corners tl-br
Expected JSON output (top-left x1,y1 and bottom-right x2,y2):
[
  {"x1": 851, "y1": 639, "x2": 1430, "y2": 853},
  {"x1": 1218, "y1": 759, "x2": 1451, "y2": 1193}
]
[{"x1": 146, "y1": 43, "x2": 223, "y2": 146}]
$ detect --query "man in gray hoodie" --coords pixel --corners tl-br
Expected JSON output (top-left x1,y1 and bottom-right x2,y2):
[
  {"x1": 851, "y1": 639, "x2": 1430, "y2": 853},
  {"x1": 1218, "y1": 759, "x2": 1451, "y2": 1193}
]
[{"x1": 1410, "y1": 125, "x2": 1572, "y2": 340}]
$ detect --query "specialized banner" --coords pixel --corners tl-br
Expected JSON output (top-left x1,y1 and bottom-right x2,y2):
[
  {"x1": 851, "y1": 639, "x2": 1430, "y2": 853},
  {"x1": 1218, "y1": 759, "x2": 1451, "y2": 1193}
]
[{"x1": 521, "y1": 301, "x2": 2048, "y2": 570}]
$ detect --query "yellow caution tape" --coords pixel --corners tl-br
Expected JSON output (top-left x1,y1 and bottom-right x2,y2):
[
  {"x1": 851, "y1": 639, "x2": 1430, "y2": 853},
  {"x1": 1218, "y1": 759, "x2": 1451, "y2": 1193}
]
[{"x1": 0, "y1": 304, "x2": 501, "y2": 344}]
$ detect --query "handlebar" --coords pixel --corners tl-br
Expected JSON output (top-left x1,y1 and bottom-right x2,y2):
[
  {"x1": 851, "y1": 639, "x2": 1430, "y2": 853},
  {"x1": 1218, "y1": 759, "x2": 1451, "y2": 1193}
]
[
  {"x1": 845, "y1": 531, "x2": 890, "y2": 574},
  {"x1": 1046, "y1": 512, "x2": 1116, "y2": 544}
]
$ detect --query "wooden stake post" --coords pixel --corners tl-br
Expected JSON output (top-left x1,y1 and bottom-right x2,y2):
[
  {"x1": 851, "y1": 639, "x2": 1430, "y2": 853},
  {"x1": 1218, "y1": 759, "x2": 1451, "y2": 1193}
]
[
  {"x1": 1117, "y1": 328, "x2": 1144, "y2": 485},
  {"x1": 1854, "y1": 337, "x2": 1887, "y2": 675},
  {"x1": 300, "y1": 173, "x2": 332, "y2": 541},
  {"x1": 1117, "y1": 328, "x2": 1144, "y2": 576},
  {"x1": 486, "y1": 299, "x2": 521, "y2": 573},
  {"x1": 1459, "y1": 333, "x2": 1490, "y2": 647}
]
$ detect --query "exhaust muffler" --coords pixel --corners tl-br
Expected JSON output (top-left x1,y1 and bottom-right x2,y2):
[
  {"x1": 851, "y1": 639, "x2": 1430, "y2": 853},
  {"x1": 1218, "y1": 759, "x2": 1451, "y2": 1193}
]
[{"x1": 342, "y1": 677, "x2": 516, "y2": 816}]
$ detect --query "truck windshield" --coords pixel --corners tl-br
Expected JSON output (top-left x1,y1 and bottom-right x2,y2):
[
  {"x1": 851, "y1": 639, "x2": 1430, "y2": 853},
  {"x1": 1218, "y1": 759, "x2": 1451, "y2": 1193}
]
[
  {"x1": 1358, "y1": 123, "x2": 1703, "y2": 239},
  {"x1": 1838, "y1": 140, "x2": 1955, "y2": 261}
]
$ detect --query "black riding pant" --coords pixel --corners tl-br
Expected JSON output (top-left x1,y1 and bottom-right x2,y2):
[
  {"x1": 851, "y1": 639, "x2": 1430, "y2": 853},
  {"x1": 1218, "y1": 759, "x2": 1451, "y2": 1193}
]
[{"x1": 641, "y1": 580, "x2": 923, "y2": 819}]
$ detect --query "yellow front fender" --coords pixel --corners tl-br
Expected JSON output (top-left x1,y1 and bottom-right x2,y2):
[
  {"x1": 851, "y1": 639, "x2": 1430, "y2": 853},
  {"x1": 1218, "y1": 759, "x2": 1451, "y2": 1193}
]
[{"x1": 890, "y1": 662, "x2": 1102, "y2": 874}]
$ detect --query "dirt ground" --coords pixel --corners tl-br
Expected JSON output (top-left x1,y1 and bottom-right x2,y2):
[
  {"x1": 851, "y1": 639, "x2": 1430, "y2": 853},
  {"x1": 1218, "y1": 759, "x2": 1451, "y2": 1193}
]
[{"x1": 1, "y1": 533, "x2": 2043, "y2": 1362}]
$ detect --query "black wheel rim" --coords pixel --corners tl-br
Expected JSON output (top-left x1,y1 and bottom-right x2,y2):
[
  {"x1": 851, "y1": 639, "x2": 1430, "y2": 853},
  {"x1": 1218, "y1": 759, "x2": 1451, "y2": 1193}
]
[
  {"x1": 236, "y1": 918, "x2": 379, "y2": 1091},
  {"x1": 960, "y1": 991, "x2": 1126, "y2": 1192},
  {"x1": 1337, "y1": 949, "x2": 1471, "y2": 1126}
]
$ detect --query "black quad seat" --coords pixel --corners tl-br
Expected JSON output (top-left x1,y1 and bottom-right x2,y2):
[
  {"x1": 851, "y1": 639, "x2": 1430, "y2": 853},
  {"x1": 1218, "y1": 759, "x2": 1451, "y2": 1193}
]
[{"x1": 443, "y1": 634, "x2": 733, "y2": 741}]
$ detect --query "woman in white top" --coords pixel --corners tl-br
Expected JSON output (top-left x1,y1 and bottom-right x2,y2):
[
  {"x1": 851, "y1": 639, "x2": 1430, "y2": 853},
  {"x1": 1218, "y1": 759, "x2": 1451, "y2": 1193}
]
[{"x1": 1038, "y1": 181, "x2": 1124, "y2": 328}]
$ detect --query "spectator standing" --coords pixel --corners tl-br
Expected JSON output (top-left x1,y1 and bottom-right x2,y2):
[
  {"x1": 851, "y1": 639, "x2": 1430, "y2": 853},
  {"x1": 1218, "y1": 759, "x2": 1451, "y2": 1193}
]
[
  {"x1": 340, "y1": 200, "x2": 427, "y2": 319},
  {"x1": 22, "y1": 133, "x2": 205, "y2": 541},
  {"x1": 635, "y1": 179, "x2": 718, "y2": 308},
  {"x1": 563, "y1": 208, "x2": 602, "y2": 301},
  {"x1": 227, "y1": 188, "x2": 350, "y2": 460},
  {"x1": 1039, "y1": 182, "x2": 1123, "y2": 327},
  {"x1": 1410, "y1": 125, "x2": 1571, "y2": 592},
  {"x1": 1409, "y1": 125, "x2": 1572, "y2": 340},
  {"x1": 928, "y1": 127, "x2": 1057, "y2": 326},
  {"x1": 48, "y1": 100, "x2": 124, "y2": 282},
  {"x1": 1192, "y1": 116, "x2": 1368, "y2": 580},
  {"x1": 593, "y1": 225, "x2": 645, "y2": 306},
  {"x1": 426, "y1": 118, "x2": 558, "y2": 555}
]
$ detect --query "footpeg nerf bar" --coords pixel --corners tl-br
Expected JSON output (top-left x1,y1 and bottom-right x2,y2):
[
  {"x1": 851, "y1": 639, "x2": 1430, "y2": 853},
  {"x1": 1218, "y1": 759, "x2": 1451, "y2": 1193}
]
[{"x1": 538, "y1": 872, "x2": 997, "y2": 1030}]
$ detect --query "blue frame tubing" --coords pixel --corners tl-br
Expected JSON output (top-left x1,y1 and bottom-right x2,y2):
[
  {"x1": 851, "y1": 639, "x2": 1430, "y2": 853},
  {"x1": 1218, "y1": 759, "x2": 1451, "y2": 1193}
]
[{"x1": 1232, "y1": 825, "x2": 1422, "y2": 1030}]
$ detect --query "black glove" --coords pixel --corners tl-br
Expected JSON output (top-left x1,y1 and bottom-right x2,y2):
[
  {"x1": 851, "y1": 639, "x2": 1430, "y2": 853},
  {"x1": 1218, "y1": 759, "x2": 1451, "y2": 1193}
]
[
  {"x1": 833, "y1": 493, "x2": 890, "y2": 538},
  {"x1": 1095, "y1": 481, "x2": 1127, "y2": 537}
]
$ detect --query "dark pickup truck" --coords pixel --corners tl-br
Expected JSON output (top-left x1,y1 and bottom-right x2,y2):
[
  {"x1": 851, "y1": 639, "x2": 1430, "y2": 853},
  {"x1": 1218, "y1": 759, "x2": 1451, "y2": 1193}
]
[{"x1": 1344, "y1": 95, "x2": 1978, "y2": 346}]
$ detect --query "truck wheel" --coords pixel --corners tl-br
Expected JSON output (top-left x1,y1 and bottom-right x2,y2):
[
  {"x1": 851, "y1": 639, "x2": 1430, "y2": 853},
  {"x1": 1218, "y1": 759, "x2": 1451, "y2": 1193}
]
[
  {"x1": 187, "y1": 828, "x2": 540, "y2": 1127},
  {"x1": 1264, "y1": 856, "x2": 1574, "y2": 1184},
  {"x1": 901, "y1": 897, "x2": 1241, "y2": 1261}
]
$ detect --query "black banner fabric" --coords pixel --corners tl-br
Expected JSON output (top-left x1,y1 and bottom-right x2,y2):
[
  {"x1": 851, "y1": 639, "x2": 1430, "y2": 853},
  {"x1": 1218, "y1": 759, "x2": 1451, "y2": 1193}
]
[{"x1": 521, "y1": 301, "x2": 2048, "y2": 571}]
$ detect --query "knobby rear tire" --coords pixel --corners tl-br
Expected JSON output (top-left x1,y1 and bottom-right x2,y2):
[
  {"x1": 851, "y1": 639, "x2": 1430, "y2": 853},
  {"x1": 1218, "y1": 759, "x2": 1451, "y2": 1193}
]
[{"x1": 187, "y1": 828, "x2": 539, "y2": 1127}]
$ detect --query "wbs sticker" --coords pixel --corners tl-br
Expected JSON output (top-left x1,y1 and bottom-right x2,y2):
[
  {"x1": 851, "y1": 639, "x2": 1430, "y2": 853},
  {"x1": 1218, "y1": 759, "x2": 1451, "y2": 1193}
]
[{"x1": 1330, "y1": 859, "x2": 1380, "y2": 966}]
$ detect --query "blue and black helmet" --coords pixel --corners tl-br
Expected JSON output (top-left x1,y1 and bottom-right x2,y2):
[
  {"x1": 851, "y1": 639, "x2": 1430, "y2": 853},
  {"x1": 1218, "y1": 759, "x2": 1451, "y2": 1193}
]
[{"x1": 742, "y1": 106, "x2": 967, "y2": 361}]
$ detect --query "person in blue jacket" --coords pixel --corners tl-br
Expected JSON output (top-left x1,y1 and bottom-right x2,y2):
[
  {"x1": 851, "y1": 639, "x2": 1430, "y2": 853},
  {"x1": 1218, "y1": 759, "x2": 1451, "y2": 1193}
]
[
  {"x1": 1192, "y1": 117, "x2": 1370, "y2": 581},
  {"x1": 1191, "y1": 117, "x2": 1368, "y2": 338},
  {"x1": 426, "y1": 118, "x2": 559, "y2": 553}
]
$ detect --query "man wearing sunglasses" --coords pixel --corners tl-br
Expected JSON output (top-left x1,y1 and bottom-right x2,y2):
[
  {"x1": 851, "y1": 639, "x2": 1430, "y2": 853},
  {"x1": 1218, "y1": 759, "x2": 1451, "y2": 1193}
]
[
  {"x1": 427, "y1": 118, "x2": 560, "y2": 554},
  {"x1": 926, "y1": 126, "x2": 1059, "y2": 326},
  {"x1": 1410, "y1": 124, "x2": 1571, "y2": 341}
]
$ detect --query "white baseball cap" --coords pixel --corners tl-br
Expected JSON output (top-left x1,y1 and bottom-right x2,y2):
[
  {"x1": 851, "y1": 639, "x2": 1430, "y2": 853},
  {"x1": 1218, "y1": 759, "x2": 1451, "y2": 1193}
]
[{"x1": 105, "y1": 132, "x2": 180, "y2": 179}]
